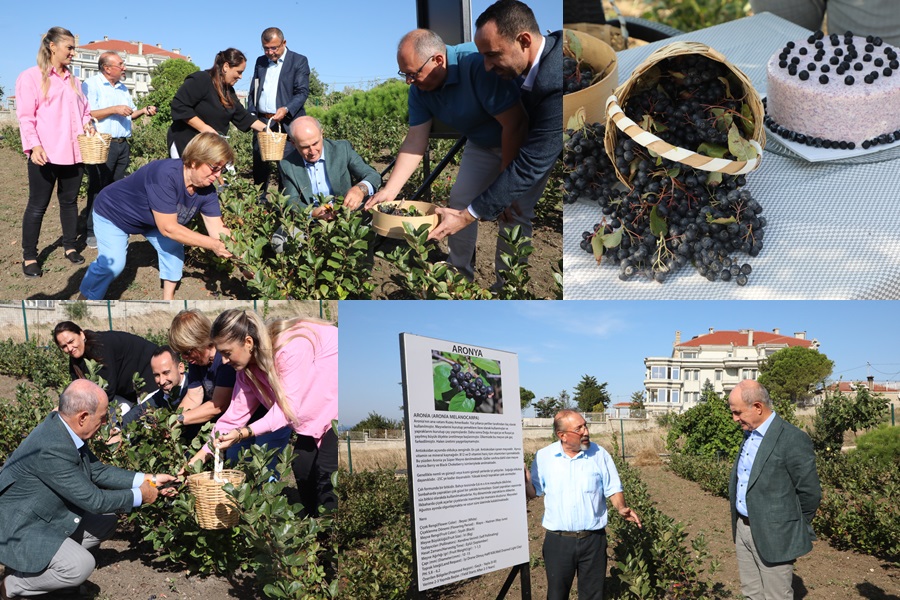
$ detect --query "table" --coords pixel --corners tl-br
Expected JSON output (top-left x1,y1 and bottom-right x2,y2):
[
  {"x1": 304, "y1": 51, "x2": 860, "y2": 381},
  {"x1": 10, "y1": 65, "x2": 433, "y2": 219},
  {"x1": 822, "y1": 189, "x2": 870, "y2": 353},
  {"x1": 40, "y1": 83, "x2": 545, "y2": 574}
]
[{"x1": 564, "y1": 12, "x2": 900, "y2": 299}]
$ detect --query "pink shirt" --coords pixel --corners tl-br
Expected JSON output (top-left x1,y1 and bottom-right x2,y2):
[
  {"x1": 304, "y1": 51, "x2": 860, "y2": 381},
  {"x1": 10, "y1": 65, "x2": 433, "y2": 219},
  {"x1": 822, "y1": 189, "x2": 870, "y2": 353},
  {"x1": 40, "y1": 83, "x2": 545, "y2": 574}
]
[
  {"x1": 211, "y1": 322, "x2": 338, "y2": 448},
  {"x1": 15, "y1": 65, "x2": 91, "y2": 164}
]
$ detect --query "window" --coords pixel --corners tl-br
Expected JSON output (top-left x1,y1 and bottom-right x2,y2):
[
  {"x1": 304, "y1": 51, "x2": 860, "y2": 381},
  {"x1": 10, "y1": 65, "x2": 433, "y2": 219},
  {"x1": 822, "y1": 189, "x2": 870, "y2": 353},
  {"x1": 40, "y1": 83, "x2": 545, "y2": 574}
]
[
  {"x1": 671, "y1": 367, "x2": 680, "y2": 380},
  {"x1": 742, "y1": 369, "x2": 758, "y2": 380},
  {"x1": 73, "y1": 66, "x2": 81, "y2": 77},
  {"x1": 670, "y1": 390, "x2": 680, "y2": 404},
  {"x1": 651, "y1": 366, "x2": 666, "y2": 379},
  {"x1": 649, "y1": 389, "x2": 668, "y2": 403},
  {"x1": 684, "y1": 369, "x2": 699, "y2": 381},
  {"x1": 682, "y1": 351, "x2": 697, "y2": 359},
  {"x1": 715, "y1": 370, "x2": 723, "y2": 381}
]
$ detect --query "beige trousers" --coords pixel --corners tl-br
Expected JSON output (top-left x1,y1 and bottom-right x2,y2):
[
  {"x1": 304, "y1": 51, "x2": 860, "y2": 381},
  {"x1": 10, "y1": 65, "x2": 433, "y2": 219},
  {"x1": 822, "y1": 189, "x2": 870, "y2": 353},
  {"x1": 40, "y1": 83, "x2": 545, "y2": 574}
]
[{"x1": 735, "y1": 517, "x2": 795, "y2": 600}]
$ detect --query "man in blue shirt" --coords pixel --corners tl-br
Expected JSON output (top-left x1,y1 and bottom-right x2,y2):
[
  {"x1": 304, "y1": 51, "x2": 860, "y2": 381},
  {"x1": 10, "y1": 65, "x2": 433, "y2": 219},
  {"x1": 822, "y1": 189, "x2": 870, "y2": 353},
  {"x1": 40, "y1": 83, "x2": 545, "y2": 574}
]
[
  {"x1": 248, "y1": 27, "x2": 310, "y2": 193},
  {"x1": 728, "y1": 380, "x2": 821, "y2": 600},
  {"x1": 365, "y1": 28, "x2": 527, "y2": 281},
  {"x1": 527, "y1": 410, "x2": 642, "y2": 600},
  {"x1": 82, "y1": 52, "x2": 157, "y2": 250},
  {"x1": 429, "y1": 0, "x2": 562, "y2": 288}
]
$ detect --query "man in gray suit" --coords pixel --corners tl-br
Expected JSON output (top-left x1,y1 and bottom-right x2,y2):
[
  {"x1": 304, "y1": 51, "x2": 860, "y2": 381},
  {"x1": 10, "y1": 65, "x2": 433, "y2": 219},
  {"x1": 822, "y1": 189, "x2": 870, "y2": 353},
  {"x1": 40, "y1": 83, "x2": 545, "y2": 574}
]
[
  {"x1": 0, "y1": 380, "x2": 176, "y2": 598},
  {"x1": 728, "y1": 380, "x2": 821, "y2": 600}
]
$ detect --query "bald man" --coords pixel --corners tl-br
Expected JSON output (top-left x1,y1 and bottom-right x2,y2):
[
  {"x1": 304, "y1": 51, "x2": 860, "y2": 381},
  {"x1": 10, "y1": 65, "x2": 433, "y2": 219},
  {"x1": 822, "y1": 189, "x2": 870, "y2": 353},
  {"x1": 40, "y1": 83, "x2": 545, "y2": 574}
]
[
  {"x1": 728, "y1": 380, "x2": 821, "y2": 600},
  {"x1": 0, "y1": 380, "x2": 176, "y2": 598}
]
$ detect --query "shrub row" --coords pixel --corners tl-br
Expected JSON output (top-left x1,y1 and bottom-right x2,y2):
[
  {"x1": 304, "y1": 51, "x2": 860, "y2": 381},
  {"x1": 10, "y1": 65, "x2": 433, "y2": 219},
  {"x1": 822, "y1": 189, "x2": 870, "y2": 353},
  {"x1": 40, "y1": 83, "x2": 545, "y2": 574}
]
[{"x1": 666, "y1": 453, "x2": 730, "y2": 499}]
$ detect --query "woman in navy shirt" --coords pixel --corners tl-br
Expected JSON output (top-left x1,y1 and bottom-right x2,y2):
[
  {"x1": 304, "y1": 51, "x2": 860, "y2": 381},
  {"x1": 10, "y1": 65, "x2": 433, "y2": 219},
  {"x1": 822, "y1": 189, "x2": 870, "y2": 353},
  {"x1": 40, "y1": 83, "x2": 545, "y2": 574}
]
[{"x1": 78, "y1": 132, "x2": 234, "y2": 299}]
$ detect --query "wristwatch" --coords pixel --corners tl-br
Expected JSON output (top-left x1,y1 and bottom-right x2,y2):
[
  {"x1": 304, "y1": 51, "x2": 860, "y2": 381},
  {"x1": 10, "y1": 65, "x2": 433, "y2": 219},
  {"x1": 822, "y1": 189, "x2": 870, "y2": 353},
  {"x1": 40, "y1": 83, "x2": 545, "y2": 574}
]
[
  {"x1": 177, "y1": 413, "x2": 185, "y2": 423},
  {"x1": 356, "y1": 183, "x2": 369, "y2": 197}
]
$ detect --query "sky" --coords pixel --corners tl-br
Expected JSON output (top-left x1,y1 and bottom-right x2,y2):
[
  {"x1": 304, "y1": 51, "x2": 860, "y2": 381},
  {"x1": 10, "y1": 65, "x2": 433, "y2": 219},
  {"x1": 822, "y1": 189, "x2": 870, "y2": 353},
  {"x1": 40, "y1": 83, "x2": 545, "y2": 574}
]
[
  {"x1": 0, "y1": 0, "x2": 562, "y2": 99},
  {"x1": 338, "y1": 300, "x2": 900, "y2": 427}
]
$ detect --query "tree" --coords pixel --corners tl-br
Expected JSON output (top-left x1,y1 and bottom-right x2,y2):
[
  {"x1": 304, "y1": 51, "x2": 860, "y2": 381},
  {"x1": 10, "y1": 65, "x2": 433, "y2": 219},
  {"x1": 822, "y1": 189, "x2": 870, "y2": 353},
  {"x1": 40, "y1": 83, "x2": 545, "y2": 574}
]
[
  {"x1": 307, "y1": 68, "x2": 327, "y2": 105},
  {"x1": 757, "y1": 345, "x2": 833, "y2": 405},
  {"x1": 352, "y1": 411, "x2": 401, "y2": 431},
  {"x1": 573, "y1": 375, "x2": 611, "y2": 413},
  {"x1": 558, "y1": 389, "x2": 573, "y2": 410},
  {"x1": 667, "y1": 385, "x2": 743, "y2": 460},
  {"x1": 520, "y1": 386, "x2": 535, "y2": 411},
  {"x1": 533, "y1": 396, "x2": 561, "y2": 418},
  {"x1": 629, "y1": 390, "x2": 645, "y2": 408},
  {"x1": 138, "y1": 58, "x2": 200, "y2": 124}
]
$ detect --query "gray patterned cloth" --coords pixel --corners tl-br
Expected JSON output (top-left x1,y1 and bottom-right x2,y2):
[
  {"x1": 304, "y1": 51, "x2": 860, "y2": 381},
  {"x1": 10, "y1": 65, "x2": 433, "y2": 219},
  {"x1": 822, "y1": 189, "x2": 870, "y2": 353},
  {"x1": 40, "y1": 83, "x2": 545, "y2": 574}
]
[{"x1": 565, "y1": 13, "x2": 900, "y2": 299}]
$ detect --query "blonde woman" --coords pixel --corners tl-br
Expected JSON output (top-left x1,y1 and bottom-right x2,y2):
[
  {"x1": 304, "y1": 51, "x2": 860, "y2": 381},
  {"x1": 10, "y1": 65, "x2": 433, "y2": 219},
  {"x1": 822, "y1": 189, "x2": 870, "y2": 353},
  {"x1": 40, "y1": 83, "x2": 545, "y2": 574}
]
[
  {"x1": 15, "y1": 26, "x2": 94, "y2": 278},
  {"x1": 190, "y1": 309, "x2": 338, "y2": 518},
  {"x1": 77, "y1": 133, "x2": 234, "y2": 300}
]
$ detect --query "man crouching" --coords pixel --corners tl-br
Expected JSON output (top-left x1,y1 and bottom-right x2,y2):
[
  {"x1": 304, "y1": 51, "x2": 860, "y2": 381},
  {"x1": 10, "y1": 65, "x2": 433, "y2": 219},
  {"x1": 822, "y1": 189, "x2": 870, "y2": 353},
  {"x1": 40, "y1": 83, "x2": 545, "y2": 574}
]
[{"x1": 0, "y1": 380, "x2": 177, "y2": 598}]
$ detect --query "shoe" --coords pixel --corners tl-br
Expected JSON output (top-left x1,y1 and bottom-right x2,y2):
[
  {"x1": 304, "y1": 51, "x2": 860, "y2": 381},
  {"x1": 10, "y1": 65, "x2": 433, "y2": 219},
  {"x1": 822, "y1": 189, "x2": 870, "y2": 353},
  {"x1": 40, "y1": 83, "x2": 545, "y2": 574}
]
[
  {"x1": 22, "y1": 262, "x2": 42, "y2": 278},
  {"x1": 65, "y1": 251, "x2": 86, "y2": 265},
  {"x1": 86, "y1": 236, "x2": 97, "y2": 249}
]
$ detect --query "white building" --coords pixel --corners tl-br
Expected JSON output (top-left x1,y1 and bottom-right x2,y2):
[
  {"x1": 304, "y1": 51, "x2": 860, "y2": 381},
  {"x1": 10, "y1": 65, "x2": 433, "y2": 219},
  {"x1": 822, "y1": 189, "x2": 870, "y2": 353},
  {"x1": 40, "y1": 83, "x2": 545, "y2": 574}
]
[
  {"x1": 72, "y1": 36, "x2": 190, "y2": 100},
  {"x1": 643, "y1": 328, "x2": 819, "y2": 414}
]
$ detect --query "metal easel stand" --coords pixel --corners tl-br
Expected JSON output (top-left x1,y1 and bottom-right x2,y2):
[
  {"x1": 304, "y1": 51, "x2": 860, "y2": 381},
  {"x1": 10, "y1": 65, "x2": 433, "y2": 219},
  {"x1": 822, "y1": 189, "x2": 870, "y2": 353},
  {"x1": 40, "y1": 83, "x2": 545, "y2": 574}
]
[{"x1": 496, "y1": 562, "x2": 532, "y2": 600}]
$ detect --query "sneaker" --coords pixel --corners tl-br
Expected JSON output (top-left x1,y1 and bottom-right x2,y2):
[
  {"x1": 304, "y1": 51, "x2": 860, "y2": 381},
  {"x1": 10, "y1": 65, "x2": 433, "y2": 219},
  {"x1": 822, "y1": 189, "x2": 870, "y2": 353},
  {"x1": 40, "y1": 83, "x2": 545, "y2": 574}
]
[{"x1": 86, "y1": 236, "x2": 97, "y2": 249}]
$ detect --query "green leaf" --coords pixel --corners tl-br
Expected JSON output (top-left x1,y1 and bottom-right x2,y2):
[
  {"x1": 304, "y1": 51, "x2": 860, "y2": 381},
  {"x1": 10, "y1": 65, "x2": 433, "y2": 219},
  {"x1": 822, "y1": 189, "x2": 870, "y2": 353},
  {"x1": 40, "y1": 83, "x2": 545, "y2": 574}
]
[
  {"x1": 601, "y1": 227, "x2": 623, "y2": 249},
  {"x1": 706, "y1": 171, "x2": 723, "y2": 186},
  {"x1": 590, "y1": 234, "x2": 605, "y2": 260},
  {"x1": 696, "y1": 143, "x2": 728, "y2": 159},
  {"x1": 741, "y1": 103, "x2": 755, "y2": 137},
  {"x1": 717, "y1": 76, "x2": 732, "y2": 99},
  {"x1": 433, "y1": 362, "x2": 452, "y2": 394},
  {"x1": 564, "y1": 29, "x2": 583, "y2": 60},
  {"x1": 706, "y1": 214, "x2": 737, "y2": 224},
  {"x1": 727, "y1": 123, "x2": 758, "y2": 162},
  {"x1": 448, "y1": 393, "x2": 475, "y2": 412},
  {"x1": 650, "y1": 204, "x2": 668, "y2": 237},
  {"x1": 471, "y1": 358, "x2": 500, "y2": 374}
]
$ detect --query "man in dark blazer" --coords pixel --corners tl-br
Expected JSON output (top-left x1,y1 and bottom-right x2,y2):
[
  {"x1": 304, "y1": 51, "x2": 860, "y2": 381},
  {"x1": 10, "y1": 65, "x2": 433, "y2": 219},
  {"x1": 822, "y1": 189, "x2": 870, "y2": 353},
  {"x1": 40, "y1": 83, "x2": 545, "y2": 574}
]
[
  {"x1": 248, "y1": 27, "x2": 311, "y2": 190},
  {"x1": 280, "y1": 116, "x2": 381, "y2": 214},
  {"x1": 728, "y1": 380, "x2": 821, "y2": 600},
  {"x1": 429, "y1": 0, "x2": 562, "y2": 274},
  {"x1": 0, "y1": 380, "x2": 175, "y2": 598}
]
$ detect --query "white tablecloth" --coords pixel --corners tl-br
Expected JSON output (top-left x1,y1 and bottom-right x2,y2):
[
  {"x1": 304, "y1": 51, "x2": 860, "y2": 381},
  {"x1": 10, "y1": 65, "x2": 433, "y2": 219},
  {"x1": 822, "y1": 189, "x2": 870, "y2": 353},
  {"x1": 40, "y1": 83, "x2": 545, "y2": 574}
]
[{"x1": 564, "y1": 13, "x2": 900, "y2": 299}]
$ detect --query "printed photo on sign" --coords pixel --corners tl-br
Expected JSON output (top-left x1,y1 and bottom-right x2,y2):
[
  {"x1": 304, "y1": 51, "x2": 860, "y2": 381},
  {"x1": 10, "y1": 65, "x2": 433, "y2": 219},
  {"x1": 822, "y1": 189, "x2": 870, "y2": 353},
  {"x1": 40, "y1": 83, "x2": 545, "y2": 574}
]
[{"x1": 432, "y1": 349, "x2": 503, "y2": 413}]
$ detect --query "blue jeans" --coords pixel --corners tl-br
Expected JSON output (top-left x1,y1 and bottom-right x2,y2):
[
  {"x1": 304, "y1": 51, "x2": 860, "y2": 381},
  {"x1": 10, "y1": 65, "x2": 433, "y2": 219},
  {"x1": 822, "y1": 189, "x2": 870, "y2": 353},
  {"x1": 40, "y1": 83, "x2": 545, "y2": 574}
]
[
  {"x1": 225, "y1": 425, "x2": 293, "y2": 476},
  {"x1": 79, "y1": 211, "x2": 184, "y2": 299}
]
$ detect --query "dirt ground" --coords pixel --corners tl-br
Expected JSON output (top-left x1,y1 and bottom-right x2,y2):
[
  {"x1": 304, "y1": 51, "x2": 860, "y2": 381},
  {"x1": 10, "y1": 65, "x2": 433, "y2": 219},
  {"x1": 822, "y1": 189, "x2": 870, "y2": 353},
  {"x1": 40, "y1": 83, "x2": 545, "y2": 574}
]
[{"x1": 0, "y1": 146, "x2": 561, "y2": 300}]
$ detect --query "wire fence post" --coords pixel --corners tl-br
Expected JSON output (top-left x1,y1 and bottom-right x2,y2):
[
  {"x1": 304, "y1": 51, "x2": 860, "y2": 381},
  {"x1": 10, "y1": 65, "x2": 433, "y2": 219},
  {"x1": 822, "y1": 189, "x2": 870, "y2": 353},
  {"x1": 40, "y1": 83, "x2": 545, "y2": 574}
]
[
  {"x1": 106, "y1": 301, "x2": 113, "y2": 330},
  {"x1": 346, "y1": 432, "x2": 353, "y2": 474},
  {"x1": 620, "y1": 418, "x2": 625, "y2": 461},
  {"x1": 21, "y1": 300, "x2": 29, "y2": 343}
]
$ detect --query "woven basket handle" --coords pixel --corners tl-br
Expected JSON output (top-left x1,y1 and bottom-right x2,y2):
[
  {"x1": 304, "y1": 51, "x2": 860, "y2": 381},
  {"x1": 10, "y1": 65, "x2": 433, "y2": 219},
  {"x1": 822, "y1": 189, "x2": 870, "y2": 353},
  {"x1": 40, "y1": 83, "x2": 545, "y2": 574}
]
[
  {"x1": 265, "y1": 118, "x2": 282, "y2": 138},
  {"x1": 605, "y1": 94, "x2": 762, "y2": 175}
]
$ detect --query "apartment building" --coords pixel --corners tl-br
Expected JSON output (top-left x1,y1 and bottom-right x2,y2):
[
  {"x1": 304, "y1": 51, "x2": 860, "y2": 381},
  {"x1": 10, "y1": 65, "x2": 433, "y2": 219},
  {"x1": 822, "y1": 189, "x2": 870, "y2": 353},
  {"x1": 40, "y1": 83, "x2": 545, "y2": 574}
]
[
  {"x1": 643, "y1": 328, "x2": 818, "y2": 414},
  {"x1": 71, "y1": 36, "x2": 190, "y2": 99}
]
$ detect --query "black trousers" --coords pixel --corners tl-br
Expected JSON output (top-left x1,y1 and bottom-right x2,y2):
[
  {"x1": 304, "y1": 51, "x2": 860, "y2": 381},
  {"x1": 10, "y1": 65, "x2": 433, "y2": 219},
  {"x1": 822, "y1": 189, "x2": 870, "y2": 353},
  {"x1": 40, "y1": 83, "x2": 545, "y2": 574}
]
[
  {"x1": 543, "y1": 529, "x2": 608, "y2": 600},
  {"x1": 251, "y1": 128, "x2": 285, "y2": 191},
  {"x1": 23, "y1": 161, "x2": 83, "y2": 261},
  {"x1": 291, "y1": 428, "x2": 338, "y2": 519},
  {"x1": 85, "y1": 139, "x2": 130, "y2": 237}
]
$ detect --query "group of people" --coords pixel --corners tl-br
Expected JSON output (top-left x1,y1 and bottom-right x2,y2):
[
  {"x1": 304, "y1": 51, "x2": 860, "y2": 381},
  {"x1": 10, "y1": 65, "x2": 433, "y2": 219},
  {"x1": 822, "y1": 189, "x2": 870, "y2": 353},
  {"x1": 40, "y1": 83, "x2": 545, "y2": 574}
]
[
  {"x1": 530, "y1": 379, "x2": 821, "y2": 600},
  {"x1": 15, "y1": 0, "x2": 560, "y2": 297},
  {"x1": 0, "y1": 309, "x2": 337, "y2": 598}
]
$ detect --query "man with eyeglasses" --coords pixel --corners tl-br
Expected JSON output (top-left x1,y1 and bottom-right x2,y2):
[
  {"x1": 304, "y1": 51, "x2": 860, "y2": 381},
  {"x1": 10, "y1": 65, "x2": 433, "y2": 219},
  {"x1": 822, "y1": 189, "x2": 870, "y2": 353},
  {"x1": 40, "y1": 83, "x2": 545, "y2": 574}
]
[
  {"x1": 526, "y1": 409, "x2": 642, "y2": 600},
  {"x1": 81, "y1": 51, "x2": 157, "y2": 250},
  {"x1": 247, "y1": 27, "x2": 310, "y2": 194},
  {"x1": 364, "y1": 28, "x2": 527, "y2": 282},
  {"x1": 428, "y1": 0, "x2": 562, "y2": 290}
]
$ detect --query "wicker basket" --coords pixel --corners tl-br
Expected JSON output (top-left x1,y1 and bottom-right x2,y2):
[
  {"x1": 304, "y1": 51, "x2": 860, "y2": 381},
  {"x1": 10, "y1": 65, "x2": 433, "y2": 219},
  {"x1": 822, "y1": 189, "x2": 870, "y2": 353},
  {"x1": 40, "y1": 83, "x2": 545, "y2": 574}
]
[
  {"x1": 77, "y1": 126, "x2": 111, "y2": 165},
  {"x1": 186, "y1": 469, "x2": 245, "y2": 529},
  {"x1": 563, "y1": 29, "x2": 619, "y2": 128},
  {"x1": 257, "y1": 118, "x2": 287, "y2": 161},
  {"x1": 603, "y1": 42, "x2": 765, "y2": 186},
  {"x1": 564, "y1": 22, "x2": 627, "y2": 51}
]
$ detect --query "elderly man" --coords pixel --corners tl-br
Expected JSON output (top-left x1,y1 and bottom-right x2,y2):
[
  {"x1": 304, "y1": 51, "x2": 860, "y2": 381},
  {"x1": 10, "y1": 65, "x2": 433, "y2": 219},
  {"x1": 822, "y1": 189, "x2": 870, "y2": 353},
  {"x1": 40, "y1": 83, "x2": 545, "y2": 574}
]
[
  {"x1": 120, "y1": 346, "x2": 189, "y2": 428},
  {"x1": 0, "y1": 380, "x2": 175, "y2": 599},
  {"x1": 365, "y1": 28, "x2": 527, "y2": 281},
  {"x1": 81, "y1": 52, "x2": 157, "y2": 250},
  {"x1": 248, "y1": 27, "x2": 311, "y2": 192},
  {"x1": 728, "y1": 380, "x2": 821, "y2": 600},
  {"x1": 430, "y1": 0, "x2": 562, "y2": 284},
  {"x1": 526, "y1": 410, "x2": 641, "y2": 600}
]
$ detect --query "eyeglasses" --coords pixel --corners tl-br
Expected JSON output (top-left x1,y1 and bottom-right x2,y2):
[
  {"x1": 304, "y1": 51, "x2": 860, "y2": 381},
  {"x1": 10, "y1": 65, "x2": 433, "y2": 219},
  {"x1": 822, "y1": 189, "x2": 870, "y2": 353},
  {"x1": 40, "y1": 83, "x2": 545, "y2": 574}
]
[
  {"x1": 398, "y1": 55, "x2": 436, "y2": 82},
  {"x1": 207, "y1": 163, "x2": 227, "y2": 174},
  {"x1": 107, "y1": 63, "x2": 126, "y2": 70},
  {"x1": 263, "y1": 41, "x2": 284, "y2": 53},
  {"x1": 563, "y1": 423, "x2": 589, "y2": 434}
]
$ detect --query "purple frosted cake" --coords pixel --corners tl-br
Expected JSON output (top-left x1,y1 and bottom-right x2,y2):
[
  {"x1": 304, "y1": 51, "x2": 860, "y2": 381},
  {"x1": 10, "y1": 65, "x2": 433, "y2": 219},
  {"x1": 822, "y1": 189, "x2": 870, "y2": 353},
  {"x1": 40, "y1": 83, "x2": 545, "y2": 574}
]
[{"x1": 765, "y1": 30, "x2": 900, "y2": 149}]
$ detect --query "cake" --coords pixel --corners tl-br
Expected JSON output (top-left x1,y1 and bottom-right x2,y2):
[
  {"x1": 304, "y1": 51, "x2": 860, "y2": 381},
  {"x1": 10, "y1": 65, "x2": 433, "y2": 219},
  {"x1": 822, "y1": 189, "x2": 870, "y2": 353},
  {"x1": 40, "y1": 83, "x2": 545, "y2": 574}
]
[{"x1": 765, "y1": 30, "x2": 900, "y2": 149}]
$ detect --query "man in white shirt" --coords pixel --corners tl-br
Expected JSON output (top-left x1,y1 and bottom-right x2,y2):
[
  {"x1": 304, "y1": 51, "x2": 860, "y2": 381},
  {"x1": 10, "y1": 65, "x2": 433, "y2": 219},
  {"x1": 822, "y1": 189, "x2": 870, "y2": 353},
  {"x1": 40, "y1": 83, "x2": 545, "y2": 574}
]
[{"x1": 81, "y1": 52, "x2": 156, "y2": 249}]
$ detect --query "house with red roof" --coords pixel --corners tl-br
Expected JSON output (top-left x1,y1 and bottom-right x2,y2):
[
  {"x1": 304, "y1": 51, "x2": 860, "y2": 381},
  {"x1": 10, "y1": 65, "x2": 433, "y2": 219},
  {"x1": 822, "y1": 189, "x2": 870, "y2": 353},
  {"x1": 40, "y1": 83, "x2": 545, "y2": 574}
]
[
  {"x1": 642, "y1": 328, "x2": 820, "y2": 414},
  {"x1": 71, "y1": 35, "x2": 191, "y2": 99}
]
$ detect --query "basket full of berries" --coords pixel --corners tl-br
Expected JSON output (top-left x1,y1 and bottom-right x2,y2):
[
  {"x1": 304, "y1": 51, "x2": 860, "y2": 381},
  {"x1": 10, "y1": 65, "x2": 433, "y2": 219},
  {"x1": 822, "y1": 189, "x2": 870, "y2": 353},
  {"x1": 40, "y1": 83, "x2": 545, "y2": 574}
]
[
  {"x1": 603, "y1": 41, "x2": 766, "y2": 186},
  {"x1": 563, "y1": 29, "x2": 619, "y2": 128},
  {"x1": 371, "y1": 200, "x2": 438, "y2": 239}
]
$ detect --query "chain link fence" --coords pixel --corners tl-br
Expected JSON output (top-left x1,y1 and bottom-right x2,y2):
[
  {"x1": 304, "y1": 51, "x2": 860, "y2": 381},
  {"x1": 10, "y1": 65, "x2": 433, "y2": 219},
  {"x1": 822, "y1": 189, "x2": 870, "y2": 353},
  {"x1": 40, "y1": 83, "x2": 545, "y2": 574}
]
[{"x1": 0, "y1": 300, "x2": 337, "y2": 345}]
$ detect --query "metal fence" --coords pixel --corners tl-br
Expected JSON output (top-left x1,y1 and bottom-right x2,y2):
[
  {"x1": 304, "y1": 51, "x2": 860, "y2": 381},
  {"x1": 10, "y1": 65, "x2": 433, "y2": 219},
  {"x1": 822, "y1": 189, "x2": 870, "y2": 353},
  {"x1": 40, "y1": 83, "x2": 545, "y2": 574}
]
[{"x1": 0, "y1": 300, "x2": 337, "y2": 344}]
